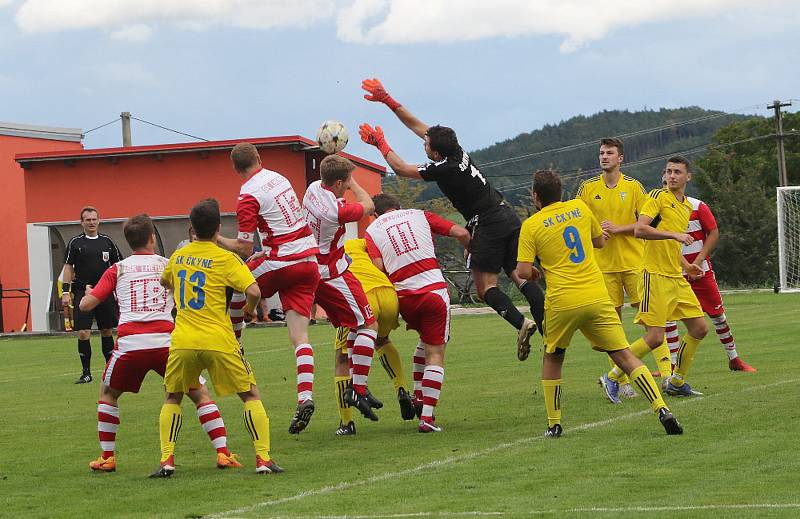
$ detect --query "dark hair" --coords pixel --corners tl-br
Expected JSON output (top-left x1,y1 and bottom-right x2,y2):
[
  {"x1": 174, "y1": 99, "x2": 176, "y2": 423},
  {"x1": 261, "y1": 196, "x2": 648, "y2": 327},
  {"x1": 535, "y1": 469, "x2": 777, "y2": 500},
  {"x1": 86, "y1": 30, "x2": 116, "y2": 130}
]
[
  {"x1": 600, "y1": 137, "x2": 624, "y2": 155},
  {"x1": 123, "y1": 214, "x2": 155, "y2": 250},
  {"x1": 666, "y1": 155, "x2": 691, "y2": 172},
  {"x1": 532, "y1": 170, "x2": 562, "y2": 206},
  {"x1": 80, "y1": 206, "x2": 98, "y2": 221},
  {"x1": 320, "y1": 154, "x2": 355, "y2": 186},
  {"x1": 230, "y1": 142, "x2": 261, "y2": 173},
  {"x1": 190, "y1": 199, "x2": 221, "y2": 239},
  {"x1": 372, "y1": 193, "x2": 401, "y2": 216},
  {"x1": 426, "y1": 125, "x2": 462, "y2": 159}
]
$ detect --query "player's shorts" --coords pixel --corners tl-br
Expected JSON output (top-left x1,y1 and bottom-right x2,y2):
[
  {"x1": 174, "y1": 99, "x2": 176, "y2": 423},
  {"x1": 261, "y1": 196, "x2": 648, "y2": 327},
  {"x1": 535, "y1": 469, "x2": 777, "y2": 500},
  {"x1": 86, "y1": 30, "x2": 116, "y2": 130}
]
[
  {"x1": 466, "y1": 203, "x2": 521, "y2": 275},
  {"x1": 72, "y1": 289, "x2": 118, "y2": 330},
  {"x1": 543, "y1": 300, "x2": 629, "y2": 353},
  {"x1": 602, "y1": 269, "x2": 642, "y2": 308},
  {"x1": 636, "y1": 270, "x2": 704, "y2": 327},
  {"x1": 334, "y1": 286, "x2": 400, "y2": 353},
  {"x1": 102, "y1": 348, "x2": 169, "y2": 393},
  {"x1": 315, "y1": 270, "x2": 376, "y2": 329},
  {"x1": 165, "y1": 348, "x2": 256, "y2": 397},
  {"x1": 249, "y1": 256, "x2": 319, "y2": 318},
  {"x1": 399, "y1": 288, "x2": 450, "y2": 346},
  {"x1": 688, "y1": 270, "x2": 725, "y2": 316}
]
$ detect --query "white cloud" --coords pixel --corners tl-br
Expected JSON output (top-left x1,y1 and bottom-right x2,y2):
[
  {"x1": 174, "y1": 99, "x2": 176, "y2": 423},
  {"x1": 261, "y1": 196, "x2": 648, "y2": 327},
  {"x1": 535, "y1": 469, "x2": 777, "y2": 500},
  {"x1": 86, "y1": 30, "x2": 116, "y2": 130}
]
[
  {"x1": 15, "y1": 0, "x2": 334, "y2": 39},
  {"x1": 336, "y1": 0, "x2": 797, "y2": 52}
]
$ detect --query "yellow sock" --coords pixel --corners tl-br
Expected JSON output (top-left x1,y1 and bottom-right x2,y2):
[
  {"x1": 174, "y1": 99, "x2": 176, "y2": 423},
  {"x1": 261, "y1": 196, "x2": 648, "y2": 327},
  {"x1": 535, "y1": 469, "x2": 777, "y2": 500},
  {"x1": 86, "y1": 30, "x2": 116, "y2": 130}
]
[
  {"x1": 158, "y1": 403, "x2": 182, "y2": 462},
  {"x1": 541, "y1": 379, "x2": 562, "y2": 427},
  {"x1": 629, "y1": 337, "x2": 651, "y2": 359},
  {"x1": 335, "y1": 375, "x2": 353, "y2": 424},
  {"x1": 630, "y1": 365, "x2": 667, "y2": 413},
  {"x1": 673, "y1": 334, "x2": 703, "y2": 386},
  {"x1": 243, "y1": 400, "x2": 271, "y2": 459},
  {"x1": 378, "y1": 341, "x2": 407, "y2": 392},
  {"x1": 652, "y1": 340, "x2": 672, "y2": 377}
]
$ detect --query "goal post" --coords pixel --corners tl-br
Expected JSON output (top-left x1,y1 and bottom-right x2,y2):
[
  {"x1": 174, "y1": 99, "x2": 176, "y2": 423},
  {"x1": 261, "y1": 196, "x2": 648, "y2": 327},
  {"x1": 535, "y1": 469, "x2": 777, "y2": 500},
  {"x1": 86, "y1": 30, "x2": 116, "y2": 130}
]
[{"x1": 777, "y1": 186, "x2": 800, "y2": 293}]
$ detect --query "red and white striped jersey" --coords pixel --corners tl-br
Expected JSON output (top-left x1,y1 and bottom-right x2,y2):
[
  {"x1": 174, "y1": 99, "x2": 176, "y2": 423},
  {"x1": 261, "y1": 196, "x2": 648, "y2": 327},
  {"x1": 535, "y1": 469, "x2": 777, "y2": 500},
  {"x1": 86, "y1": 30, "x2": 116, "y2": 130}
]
[
  {"x1": 237, "y1": 168, "x2": 319, "y2": 265},
  {"x1": 682, "y1": 196, "x2": 718, "y2": 276},
  {"x1": 92, "y1": 254, "x2": 174, "y2": 353},
  {"x1": 365, "y1": 209, "x2": 454, "y2": 296},
  {"x1": 302, "y1": 180, "x2": 364, "y2": 280}
]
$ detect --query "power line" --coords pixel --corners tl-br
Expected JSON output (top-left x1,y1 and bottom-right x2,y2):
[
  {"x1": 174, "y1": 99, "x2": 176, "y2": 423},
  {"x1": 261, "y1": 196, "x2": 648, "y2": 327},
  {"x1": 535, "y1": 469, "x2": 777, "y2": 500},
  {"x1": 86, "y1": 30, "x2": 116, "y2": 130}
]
[
  {"x1": 130, "y1": 116, "x2": 209, "y2": 142},
  {"x1": 83, "y1": 118, "x2": 120, "y2": 135}
]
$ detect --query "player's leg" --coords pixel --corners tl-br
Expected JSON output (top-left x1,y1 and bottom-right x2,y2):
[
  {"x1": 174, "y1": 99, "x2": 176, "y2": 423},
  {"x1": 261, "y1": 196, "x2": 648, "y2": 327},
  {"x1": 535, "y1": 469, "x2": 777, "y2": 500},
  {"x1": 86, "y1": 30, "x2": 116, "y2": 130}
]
[
  {"x1": 370, "y1": 287, "x2": 413, "y2": 419},
  {"x1": 237, "y1": 385, "x2": 283, "y2": 474},
  {"x1": 665, "y1": 321, "x2": 680, "y2": 365},
  {"x1": 541, "y1": 350, "x2": 565, "y2": 438},
  {"x1": 333, "y1": 337, "x2": 356, "y2": 436},
  {"x1": 696, "y1": 273, "x2": 755, "y2": 372},
  {"x1": 504, "y1": 219, "x2": 544, "y2": 341},
  {"x1": 600, "y1": 273, "x2": 632, "y2": 389},
  {"x1": 666, "y1": 279, "x2": 708, "y2": 396},
  {"x1": 95, "y1": 296, "x2": 118, "y2": 363},
  {"x1": 90, "y1": 383, "x2": 123, "y2": 472},
  {"x1": 73, "y1": 289, "x2": 93, "y2": 383},
  {"x1": 622, "y1": 270, "x2": 672, "y2": 379},
  {"x1": 228, "y1": 291, "x2": 247, "y2": 344},
  {"x1": 411, "y1": 340, "x2": 426, "y2": 417},
  {"x1": 187, "y1": 384, "x2": 240, "y2": 468},
  {"x1": 419, "y1": 341, "x2": 446, "y2": 433}
]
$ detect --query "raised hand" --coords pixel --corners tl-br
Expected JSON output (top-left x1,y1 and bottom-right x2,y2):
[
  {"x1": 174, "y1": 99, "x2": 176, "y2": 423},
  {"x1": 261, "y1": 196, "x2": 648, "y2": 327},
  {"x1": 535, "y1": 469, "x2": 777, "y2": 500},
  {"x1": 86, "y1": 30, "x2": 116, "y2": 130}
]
[
  {"x1": 359, "y1": 123, "x2": 393, "y2": 157},
  {"x1": 361, "y1": 78, "x2": 401, "y2": 111}
]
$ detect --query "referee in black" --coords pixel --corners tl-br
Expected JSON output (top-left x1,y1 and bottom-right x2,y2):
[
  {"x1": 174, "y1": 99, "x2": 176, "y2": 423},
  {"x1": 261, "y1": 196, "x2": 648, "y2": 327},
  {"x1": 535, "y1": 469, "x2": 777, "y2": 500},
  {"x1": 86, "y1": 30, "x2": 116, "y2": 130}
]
[
  {"x1": 61, "y1": 206, "x2": 122, "y2": 383},
  {"x1": 359, "y1": 78, "x2": 545, "y2": 361}
]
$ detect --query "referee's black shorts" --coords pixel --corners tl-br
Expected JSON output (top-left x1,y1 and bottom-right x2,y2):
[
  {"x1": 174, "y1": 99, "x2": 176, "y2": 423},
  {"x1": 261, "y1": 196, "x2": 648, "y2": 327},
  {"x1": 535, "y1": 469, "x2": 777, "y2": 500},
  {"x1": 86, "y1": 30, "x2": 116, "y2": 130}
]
[
  {"x1": 73, "y1": 289, "x2": 118, "y2": 331},
  {"x1": 466, "y1": 203, "x2": 522, "y2": 276}
]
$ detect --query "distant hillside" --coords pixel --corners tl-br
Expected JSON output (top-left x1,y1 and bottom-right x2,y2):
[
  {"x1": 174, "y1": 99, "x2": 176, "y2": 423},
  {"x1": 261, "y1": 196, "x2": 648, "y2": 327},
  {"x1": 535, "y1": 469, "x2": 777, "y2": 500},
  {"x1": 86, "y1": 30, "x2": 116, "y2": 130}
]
[{"x1": 409, "y1": 107, "x2": 752, "y2": 205}]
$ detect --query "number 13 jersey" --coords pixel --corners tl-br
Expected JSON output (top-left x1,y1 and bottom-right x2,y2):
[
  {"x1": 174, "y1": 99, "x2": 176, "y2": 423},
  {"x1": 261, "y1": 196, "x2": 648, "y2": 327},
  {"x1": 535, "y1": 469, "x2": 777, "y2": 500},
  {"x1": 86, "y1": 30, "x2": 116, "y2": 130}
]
[{"x1": 517, "y1": 199, "x2": 609, "y2": 311}]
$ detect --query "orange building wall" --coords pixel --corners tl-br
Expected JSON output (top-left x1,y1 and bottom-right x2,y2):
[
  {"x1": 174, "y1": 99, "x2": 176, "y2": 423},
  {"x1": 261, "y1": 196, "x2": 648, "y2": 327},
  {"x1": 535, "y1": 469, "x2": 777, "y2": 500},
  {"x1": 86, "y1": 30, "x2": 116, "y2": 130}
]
[{"x1": 0, "y1": 135, "x2": 83, "y2": 332}]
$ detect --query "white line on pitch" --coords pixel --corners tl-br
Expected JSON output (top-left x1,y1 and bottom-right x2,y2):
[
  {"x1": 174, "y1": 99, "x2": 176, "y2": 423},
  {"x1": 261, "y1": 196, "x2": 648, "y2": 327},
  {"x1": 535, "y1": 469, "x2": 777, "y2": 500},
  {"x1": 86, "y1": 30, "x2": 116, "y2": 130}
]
[{"x1": 209, "y1": 378, "x2": 796, "y2": 519}]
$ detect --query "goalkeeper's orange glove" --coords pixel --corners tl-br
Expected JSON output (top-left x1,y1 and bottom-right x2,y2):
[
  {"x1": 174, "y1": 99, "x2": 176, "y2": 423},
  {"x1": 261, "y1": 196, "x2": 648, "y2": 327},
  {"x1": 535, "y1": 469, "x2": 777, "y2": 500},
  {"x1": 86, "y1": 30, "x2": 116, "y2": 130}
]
[
  {"x1": 362, "y1": 78, "x2": 402, "y2": 112},
  {"x1": 359, "y1": 123, "x2": 393, "y2": 158}
]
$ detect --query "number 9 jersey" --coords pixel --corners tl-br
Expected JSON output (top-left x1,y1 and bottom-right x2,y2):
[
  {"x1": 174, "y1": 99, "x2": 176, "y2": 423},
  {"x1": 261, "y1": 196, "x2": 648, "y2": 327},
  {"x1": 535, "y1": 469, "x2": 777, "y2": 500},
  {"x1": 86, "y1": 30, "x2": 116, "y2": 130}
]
[
  {"x1": 163, "y1": 241, "x2": 257, "y2": 353},
  {"x1": 517, "y1": 199, "x2": 609, "y2": 311}
]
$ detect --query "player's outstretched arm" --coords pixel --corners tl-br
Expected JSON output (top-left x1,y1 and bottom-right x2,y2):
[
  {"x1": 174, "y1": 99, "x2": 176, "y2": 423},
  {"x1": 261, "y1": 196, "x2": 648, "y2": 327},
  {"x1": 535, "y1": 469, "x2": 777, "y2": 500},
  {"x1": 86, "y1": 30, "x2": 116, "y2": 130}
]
[
  {"x1": 79, "y1": 285, "x2": 101, "y2": 312},
  {"x1": 217, "y1": 235, "x2": 253, "y2": 259},
  {"x1": 448, "y1": 224, "x2": 471, "y2": 249},
  {"x1": 359, "y1": 123, "x2": 422, "y2": 179},
  {"x1": 634, "y1": 214, "x2": 694, "y2": 245},
  {"x1": 242, "y1": 282, "x2": 261, "y2": 321},
  {"x1": 516, "y1": 261, "x2": 541, "y2": 282},
  {"x1": 362, "y1": 78, "x2": 429, "y2": 139},
  {"x1": 348, "y1": 178, "x2": 376, "y2": 217}
]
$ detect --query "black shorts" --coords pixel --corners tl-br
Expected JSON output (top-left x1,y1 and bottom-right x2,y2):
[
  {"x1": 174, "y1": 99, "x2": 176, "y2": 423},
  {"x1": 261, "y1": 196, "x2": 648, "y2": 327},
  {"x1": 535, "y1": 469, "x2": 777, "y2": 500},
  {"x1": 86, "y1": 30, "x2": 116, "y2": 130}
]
[
  {"x1": 73, "y1": 290, "x2": 118, "y2": 331},
  {"x1": 466, "y1": 203, "x2": 521, "y2": 275}
]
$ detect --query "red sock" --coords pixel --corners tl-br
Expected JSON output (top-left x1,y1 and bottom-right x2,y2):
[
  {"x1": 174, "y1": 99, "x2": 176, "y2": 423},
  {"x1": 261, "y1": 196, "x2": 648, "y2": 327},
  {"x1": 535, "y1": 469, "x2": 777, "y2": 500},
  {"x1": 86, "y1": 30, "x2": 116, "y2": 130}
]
[
  {"x1": 351, "y1": 328, "x2": 377, "y2": 395},
  {"x1": 97, "y1": 401, "x2": 119, "y2": 458},
  {"x1": 412, "y1": 342, "x2": 426, "y2": 402},
  {"x1": 196, "y1": 401, "x2": 230, "y2": 455},
  {"x1": 295, "y1": 343, "x2": 314, "y2": 403}
]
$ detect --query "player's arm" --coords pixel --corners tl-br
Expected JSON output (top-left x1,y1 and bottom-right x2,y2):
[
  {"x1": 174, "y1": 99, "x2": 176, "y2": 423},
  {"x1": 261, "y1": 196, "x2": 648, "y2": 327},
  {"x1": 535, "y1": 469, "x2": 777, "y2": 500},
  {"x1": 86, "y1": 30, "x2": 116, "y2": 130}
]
[
  {"x1": 424, "y1": 211, "x2": 471, "y2": 248},
  {"x1": 602, "y1": 221, "x2": 635, "y2": 237},
  {"x1": 217, "y1": 194, "x2": 259, "y2": 258},
  {"x1": 160, "y1": 259, "x2": 174, "y2": 290},
  {"x1": 681, "y1": 255, "x2": 703, "y2": 280},
  {"x1": 691, "y1": 202, "x2": 719, "y2": 267},
  {"x1": 362, "y1": 78, "x2": 429, "y2": 138},
  {"x1": 635, "y1": 214, "x2": 693, "y2": 244},
  {"x1": 358, "y1": 123, "x2": 422, "y2": 179},
  {"x1": 242, "y1": 282, "x2": 261, "y2": 321},
  {"x1": 347, "y1": 177, "x2": 375, "y2": 217},
  {"x1": 607, "y1": 180, "x2": 648, "y2": 237},
  {"x1": 79, "y1": 265, "x2": 117, "y2": 312},
  {"x1": 515, "y1": 220, "x2": 541, "y2": 282},
  {"x1": 60, "y1": 263, "x2": 74, "y2": 307},
  {"x1": 587, "y1": 208, "x2": 606, "y2": 248},
  {"x1": 217, "y1": 235, "x2": 253, "y2": 258},
  {"x1": 365, "y1": 233, "x2": 386, "y2": 272}
]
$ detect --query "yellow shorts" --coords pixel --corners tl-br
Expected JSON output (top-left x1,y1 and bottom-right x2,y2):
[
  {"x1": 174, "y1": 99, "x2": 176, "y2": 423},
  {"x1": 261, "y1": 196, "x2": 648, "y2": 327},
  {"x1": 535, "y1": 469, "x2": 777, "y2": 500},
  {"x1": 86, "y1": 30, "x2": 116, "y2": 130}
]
[
  {"x1": 335, "y1": 286, "x2": 399, "y2": 353},
  {"x1": 636, "y1": 270, "x2": 704, "y2": 327},
  {"x1": 602, "y1": 270, "x2": 642, "y2": 308},
  {"x1": 165, "y1": 348, "x2": 256, "y2": 397},
  {"x1": 543, "y1": 300, "x2": 629, "y2": 353}
]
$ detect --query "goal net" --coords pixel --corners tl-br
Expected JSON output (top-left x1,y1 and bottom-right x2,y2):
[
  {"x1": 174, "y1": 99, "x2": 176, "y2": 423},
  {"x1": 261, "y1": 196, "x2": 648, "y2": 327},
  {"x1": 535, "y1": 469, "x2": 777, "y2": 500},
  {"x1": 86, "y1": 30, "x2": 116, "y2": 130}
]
[{"x1": 777, "y1": 187, "x2": 800, "y2": 292}]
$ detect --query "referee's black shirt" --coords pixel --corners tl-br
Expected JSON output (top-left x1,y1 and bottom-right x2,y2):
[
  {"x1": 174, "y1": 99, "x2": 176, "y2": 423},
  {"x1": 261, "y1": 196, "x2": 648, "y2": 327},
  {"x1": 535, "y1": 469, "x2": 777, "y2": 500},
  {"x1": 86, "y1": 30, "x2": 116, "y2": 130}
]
[
  {"x1": 417, "y1": 150, "x2": 503, "y2": 221},
  {"x1": 64, "y1": 233, "x2": 123, "y2": 289}
]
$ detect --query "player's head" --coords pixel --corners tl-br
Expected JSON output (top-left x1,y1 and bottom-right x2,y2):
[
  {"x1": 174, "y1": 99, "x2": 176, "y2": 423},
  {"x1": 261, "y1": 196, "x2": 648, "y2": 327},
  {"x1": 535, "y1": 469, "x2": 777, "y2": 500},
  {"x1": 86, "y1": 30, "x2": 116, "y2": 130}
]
[
  {"x1": 599, "y1": 138, "x2": 624, "y2": 173},
  {"x1": 372, "y1": 193, "x2": 401, "y2": 216},
  {"x1": 230, "y1": 142, "x2": 262, "y2": 176},
  {"x1": 424, "y1": 125, "x2": 461, "y2": 161},
  {"x1": 190, "y1": 198, "x2": 221, "y2": 240},
  {"x1": 531, "y1": 170, "x2": 562, "y2": 210},
  {"x1": 320, "y1": 154, "x2": 356, "y2": 197},
  {"x1": 80, "y1": 206, "x2": 99, "y2": 235},
  {"x1": 123, "y1": 214, "x2": 156, "y2": 251},
  {"x1": 664, "y1": 155, "x2": 692, "y2": 192}
]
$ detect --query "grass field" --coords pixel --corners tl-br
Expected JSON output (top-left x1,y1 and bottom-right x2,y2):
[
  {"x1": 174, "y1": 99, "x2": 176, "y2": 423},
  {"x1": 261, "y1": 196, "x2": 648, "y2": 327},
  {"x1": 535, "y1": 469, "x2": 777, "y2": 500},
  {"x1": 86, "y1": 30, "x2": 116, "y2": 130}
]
[{"x1": 2, "y1": 291, "x2": 799, "y2": 518}]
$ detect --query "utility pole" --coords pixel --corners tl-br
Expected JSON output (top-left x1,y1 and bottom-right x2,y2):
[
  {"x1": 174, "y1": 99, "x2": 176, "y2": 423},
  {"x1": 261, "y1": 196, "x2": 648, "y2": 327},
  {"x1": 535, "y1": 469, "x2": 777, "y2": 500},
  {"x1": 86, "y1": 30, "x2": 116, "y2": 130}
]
[
  {"x1": 121, "y1": 112, "x2": 132, "y2": 147},
  {"x1": 768, "y1": 100, "x2": 792, "y2": 187}
]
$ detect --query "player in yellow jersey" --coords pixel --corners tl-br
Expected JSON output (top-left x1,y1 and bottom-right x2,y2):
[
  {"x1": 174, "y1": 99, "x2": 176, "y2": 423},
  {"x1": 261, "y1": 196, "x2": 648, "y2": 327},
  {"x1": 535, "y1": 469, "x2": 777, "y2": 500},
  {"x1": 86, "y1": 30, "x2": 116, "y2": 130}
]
[
  {"x1": 600, "y1": 156, "x2": 708, "y2": 398},
  {"x1": 152, "y1": 199, "x2": 283, "y2": 477},
  {"x1": 577, "y1": 137, "x2": 672, "y2": 401},
  {"x1": 332, "y1": 238, "x2": 415, "y2": 435},
  {"x1": 517, "y1": 170, "x2": 682, "y2": 437}
]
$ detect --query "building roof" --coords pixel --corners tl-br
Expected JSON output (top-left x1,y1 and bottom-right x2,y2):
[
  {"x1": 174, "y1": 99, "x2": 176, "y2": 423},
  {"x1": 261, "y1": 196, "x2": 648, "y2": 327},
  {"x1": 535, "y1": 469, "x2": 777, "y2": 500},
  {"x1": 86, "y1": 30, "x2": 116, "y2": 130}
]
[
  {"x1": 1, "y1": 121, "x2": 83, "y2": 142},
  {"x1": 15, "y1": 135, "x2": 386, "y2": 174}
]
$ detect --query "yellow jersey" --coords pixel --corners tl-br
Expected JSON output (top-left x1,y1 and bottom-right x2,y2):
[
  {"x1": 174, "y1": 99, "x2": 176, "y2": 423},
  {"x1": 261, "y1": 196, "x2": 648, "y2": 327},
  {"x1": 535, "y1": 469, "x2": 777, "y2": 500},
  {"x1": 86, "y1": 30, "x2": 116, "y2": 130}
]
[
  {"x1": 344, "y1": 238, "x2": 393, "y2": 293},
  {"x1": 639, "y1": 188, "x2": 694, "y2": 277},
  {"x1": 576, "y1": 173, "x2": 647, "y2": 272},
  {"x1": 163, "y1": 241, "x2": 256, "y2": 353},
  {"x1": 518, "y1": 199, "x2": 609, "y2": 311}
]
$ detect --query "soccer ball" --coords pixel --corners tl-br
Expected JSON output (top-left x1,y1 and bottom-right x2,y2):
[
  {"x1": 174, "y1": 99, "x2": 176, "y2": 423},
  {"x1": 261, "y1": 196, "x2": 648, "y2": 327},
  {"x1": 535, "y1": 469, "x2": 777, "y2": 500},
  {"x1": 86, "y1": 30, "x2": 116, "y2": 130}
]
[{"x1": 316, "y1": 120, "x2": 348, "y2": 154}]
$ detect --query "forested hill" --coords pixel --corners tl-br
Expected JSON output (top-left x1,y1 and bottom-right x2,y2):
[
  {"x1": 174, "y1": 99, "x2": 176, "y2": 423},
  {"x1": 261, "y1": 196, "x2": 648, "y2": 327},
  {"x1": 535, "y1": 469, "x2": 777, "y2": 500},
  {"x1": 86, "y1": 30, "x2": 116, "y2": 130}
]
[{"x1": 432, "y1": 107, "x2": 749, "y2": 204}]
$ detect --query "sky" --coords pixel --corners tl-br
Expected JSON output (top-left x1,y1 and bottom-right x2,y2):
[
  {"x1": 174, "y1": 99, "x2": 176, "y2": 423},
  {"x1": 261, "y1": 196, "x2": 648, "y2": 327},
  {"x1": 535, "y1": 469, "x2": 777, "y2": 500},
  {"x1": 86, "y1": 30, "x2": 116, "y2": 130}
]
[{"x1": 1, "y1": 0, "x2": 799, "y2": 163}]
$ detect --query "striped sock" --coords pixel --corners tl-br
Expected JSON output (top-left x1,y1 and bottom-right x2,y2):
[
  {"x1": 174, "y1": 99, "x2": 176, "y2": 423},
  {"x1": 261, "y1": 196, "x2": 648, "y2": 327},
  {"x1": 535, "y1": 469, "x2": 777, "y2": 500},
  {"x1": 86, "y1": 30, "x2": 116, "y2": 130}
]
[
  {"x1": 196, "y1": 401, "x2": 230, "y2": 455},
  {"x1": 346, "y1": 331, "x2": 356, "y2": 378},
  {"x1": 421, "y1": 365, "x2": 444, "y2": 423},
  {"x1": 711, "y1": 313, "x2": 738, "y2": 360},
  {"x1": 229, "y1": 292, "x2": 247, "y2": 344},
  {"x1": 351, "y1": 328, "x2": 377, "y2": 395},
  {"x1": 412, "y1": 342, "x2": 426, "y2": 402},
  {"x1": 666, "y1": 321, "x2": 680, "y2": 365},
  {"x1": 295, "y1": 343, "x2": 314, "y2": 403},
  {"x1": 97, "y1": 401, "x2": 119, "y2": 458}
]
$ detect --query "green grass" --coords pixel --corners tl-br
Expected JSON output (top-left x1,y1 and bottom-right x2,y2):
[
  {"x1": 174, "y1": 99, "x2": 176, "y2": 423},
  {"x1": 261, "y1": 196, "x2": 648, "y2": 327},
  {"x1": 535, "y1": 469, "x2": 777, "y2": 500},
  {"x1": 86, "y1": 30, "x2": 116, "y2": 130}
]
[{"x1": 1, "y1": 292, "x2": 799, "y2": 518}]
